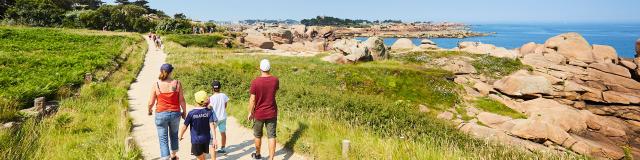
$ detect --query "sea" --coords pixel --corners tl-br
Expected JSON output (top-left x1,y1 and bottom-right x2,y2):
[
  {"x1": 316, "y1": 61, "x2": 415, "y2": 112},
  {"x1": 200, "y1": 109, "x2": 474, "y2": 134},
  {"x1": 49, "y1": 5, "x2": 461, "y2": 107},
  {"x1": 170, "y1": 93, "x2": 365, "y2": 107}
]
[{"x1": 355, "y1": 23, "x2": 640, "y2": 58}]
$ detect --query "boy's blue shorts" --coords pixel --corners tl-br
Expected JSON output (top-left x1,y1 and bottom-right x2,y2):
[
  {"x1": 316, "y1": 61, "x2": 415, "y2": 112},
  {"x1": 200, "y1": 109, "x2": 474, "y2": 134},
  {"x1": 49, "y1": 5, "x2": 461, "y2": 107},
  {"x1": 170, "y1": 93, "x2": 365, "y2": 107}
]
[{"x1": 217, "y1": 119, "x2": 227, "y2": 133}]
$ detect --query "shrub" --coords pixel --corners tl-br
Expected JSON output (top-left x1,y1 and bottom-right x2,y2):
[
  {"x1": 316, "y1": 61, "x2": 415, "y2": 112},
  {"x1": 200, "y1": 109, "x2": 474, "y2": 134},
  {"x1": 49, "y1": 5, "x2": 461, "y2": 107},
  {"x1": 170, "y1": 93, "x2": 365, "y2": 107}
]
[{"x1": 164, "y1": 34, "x2": 227, "y2": 48}]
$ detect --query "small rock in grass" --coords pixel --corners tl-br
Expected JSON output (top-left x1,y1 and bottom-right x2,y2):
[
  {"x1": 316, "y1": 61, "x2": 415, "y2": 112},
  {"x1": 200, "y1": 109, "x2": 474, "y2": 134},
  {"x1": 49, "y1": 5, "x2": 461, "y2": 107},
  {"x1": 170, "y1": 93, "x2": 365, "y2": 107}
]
[
  {"x1": 437, "y1": 111, "x2": 454, "y2": 120},
  {"x1": 418, "y1": 104, "x2": 430, "y2": 113}
]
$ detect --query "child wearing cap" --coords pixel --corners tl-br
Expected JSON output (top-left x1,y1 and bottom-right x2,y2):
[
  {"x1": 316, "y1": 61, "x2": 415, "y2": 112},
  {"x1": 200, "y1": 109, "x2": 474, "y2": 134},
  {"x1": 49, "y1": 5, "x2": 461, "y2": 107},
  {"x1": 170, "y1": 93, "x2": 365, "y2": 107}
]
[
  {"x1": 208, "y1": 80, "x2": 230, "y2": 154},
  {"x1": 179, "y1": 91, "x2": 218, "y2": 160}
]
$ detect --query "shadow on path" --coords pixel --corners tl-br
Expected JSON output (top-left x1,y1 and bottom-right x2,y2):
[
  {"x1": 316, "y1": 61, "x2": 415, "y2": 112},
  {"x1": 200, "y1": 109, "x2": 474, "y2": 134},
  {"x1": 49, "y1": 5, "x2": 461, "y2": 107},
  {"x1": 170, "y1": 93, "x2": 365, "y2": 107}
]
[{"x1": 279, "y1": 122, "x2": 308, "y2": 160}]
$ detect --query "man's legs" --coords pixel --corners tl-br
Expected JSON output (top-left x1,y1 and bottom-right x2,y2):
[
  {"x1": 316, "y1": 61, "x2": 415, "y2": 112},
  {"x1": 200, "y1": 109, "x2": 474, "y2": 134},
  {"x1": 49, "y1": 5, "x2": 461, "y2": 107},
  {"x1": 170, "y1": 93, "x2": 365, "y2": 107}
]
[
  {"x1": 265, "y1": 118, "x2": 278, "y2": 160},
  {"x1": 253, "y1": 119, "x2": 265, "y2": 158}
]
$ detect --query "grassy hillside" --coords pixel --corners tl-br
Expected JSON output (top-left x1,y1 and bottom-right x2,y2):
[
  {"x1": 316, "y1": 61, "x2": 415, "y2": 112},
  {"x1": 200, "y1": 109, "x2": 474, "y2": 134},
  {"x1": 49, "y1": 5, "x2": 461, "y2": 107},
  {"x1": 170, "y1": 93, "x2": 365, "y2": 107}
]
[
  {"x1": 0, "y1": 27, "x2": 146, "y2": 159},
  {"x1": 163, "y1": 40, "x2": 582, "y2": 159},
  {"x1": 0, "y1": 26, "x2": 142, "y2": 122}
]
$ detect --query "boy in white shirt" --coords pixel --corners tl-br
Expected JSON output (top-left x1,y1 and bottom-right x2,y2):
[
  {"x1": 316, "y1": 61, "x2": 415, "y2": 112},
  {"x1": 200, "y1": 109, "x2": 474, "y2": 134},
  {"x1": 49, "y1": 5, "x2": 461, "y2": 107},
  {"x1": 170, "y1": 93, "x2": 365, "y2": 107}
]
[{"x1": 209, "y1": 80, "x2": 230, "y2": 154}]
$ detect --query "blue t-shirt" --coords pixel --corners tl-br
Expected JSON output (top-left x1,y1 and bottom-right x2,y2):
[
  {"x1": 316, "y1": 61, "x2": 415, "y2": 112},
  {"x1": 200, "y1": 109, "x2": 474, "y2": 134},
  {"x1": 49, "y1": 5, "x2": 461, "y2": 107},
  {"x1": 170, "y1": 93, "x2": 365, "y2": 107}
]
[{"x1": 184, "y1": 107, "x2": 217, "y2": 144}]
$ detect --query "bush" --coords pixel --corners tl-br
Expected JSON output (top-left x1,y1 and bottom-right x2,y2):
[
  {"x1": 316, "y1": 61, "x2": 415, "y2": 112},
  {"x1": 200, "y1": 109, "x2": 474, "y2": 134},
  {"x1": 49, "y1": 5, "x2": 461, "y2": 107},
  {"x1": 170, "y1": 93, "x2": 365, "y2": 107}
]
[
  {"x1": 164, "y1": 34, "x2": 227, "y2": 48},
  {"x1": 79, "y1": 4, "x2": 155, "y2": 32},
  {"x1": 154, "y1": 18, "x2": 192, "y2": 34},
  {"x1": 4, "y1": 0, "x2": 66, "y2": 26}
]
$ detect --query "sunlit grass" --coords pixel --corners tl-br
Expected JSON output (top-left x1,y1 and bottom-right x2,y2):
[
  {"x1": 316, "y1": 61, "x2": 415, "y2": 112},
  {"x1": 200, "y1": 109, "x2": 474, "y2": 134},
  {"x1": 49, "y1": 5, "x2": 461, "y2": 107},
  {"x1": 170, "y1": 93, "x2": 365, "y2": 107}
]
[
  {"x1": 163, "y1": 40, "x2": 583, "y2": 159},
  {"x1": 0, "y1": 28, "x2": 146, "y2": 159}
]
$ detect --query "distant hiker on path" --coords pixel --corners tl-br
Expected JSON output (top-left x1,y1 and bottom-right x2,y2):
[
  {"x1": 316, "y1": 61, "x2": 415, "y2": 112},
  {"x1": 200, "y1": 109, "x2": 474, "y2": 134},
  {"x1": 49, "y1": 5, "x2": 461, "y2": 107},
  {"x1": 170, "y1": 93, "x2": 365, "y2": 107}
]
[
  {"x1": 208, "y1": 80, "x2": 230, "y2": 154},
  {"x1": 148, "y1": 63, "x2": 187, "y2": 160},
  {"x1": 247, "y1": 59, "x2": 280, "y2": 160},
  {"x1": 179, "y1": 91, "x2": 218, "y2": 160},
  {"x1": 155, "y1": 35, "x2": 163, "y2": 49}
]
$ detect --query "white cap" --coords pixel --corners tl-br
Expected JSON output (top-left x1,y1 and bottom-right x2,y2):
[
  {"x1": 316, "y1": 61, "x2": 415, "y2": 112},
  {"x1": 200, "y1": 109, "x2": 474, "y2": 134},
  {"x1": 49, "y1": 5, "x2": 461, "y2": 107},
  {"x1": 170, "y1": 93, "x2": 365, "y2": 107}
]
[{"x1": 260, "y1": 59, "x2": 271, "y2": 72}]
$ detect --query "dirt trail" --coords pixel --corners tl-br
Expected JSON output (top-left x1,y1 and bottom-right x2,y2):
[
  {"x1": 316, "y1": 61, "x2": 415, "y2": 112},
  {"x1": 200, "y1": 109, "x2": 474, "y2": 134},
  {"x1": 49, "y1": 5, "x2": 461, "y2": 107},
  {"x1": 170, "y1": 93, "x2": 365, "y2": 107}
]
[{"x1": 128, "y1": 36, "x2": 306, "y2": 160}]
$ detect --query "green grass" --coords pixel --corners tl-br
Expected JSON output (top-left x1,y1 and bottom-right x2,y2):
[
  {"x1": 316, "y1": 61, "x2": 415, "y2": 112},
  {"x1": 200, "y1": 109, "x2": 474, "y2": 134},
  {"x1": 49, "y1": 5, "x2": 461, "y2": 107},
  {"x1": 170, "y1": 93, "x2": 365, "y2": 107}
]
[
  {"x1": 394, "y1": 51, "x2": 530, "y2": 79},
  {"x1": 0, "y1": 27, "x2": 146, "y2": 159},
  {"x1": 0, "y1": 26, "x2": 141, "y2": 122},
  {"x1": 473, "y1": 97, "x2": 527, "y2": 119},
  {"x1": 163, "y1": 41, "x2": 582, "y2": 159},
  {"x1": 163, "y1": 33, "x2": 228, "y2": 48},
  {"x1": 471, "y1": 55, "x2": 530, "y2": 79}
]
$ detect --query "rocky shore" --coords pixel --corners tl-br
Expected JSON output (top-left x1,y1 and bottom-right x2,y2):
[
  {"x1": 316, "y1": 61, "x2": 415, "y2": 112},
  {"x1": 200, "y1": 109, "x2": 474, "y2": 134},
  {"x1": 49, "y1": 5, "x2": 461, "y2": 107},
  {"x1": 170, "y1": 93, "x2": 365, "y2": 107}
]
[
  {"x1": 236, "y1": 23, "x2": 640, "y2": 159},
  {"x1": 334, "y1": 22, "x2": 489, "y2": 38}
]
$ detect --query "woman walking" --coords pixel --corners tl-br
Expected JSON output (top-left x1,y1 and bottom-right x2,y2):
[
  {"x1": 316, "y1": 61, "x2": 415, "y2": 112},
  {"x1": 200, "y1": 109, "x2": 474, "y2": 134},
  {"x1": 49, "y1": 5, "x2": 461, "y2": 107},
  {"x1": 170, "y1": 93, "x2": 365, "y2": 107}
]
[{"x1": 148, "y1": 64, "x2": 187, "y2": 160}]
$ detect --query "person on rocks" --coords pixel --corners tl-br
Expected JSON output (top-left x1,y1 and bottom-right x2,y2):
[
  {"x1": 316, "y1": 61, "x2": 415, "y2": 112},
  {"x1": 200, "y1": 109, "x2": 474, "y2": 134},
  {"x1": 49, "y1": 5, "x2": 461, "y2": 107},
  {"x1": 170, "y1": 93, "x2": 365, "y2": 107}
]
[
  {"x1": 179, "y1": 91, "x2": 218, "y2": 160},
  {"x1": 636, "y1": 38, "x2": 640, "y2": 56},
  {"x1": 148, "y1": 64, "x2": 187, "y2": 160},
  {"x1": 247, "y1": 59, "x2": 280, "y2": 160},
  {"x1": 208, "y1": 80, "x2": 230, "y2": 154}
]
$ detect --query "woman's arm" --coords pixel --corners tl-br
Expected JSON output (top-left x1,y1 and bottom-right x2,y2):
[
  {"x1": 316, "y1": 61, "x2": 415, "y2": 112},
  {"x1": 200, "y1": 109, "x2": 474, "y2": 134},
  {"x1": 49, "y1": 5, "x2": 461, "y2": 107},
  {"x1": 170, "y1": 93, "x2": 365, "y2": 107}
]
[
  {"x1": 178, "y1": 81, "x2": 187, "y2": 119},
  {"x1": 148, "y1": 84, "x2": 157, "y2": 115}
]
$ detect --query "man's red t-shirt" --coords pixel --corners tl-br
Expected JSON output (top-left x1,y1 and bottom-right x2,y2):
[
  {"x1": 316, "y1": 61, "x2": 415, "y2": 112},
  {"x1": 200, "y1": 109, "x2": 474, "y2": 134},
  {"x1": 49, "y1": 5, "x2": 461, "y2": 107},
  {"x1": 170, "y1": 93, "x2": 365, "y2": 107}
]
[{"x1": 250, "y1": 76, "x2": 279, "y2": 120}]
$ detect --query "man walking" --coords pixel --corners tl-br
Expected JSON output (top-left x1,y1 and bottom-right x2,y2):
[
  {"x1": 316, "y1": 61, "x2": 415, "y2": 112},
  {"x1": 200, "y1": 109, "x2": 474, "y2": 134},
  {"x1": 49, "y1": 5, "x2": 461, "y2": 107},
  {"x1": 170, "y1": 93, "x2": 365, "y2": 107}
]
[{"x1": 247, "y1": 59, "x2": 279, "y2": 160}]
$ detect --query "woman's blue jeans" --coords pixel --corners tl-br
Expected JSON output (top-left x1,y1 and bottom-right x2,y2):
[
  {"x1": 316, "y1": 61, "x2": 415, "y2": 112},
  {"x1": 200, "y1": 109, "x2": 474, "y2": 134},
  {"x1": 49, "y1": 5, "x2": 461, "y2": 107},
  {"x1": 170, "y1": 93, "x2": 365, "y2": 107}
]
[{"x1": 155, "y1": 111, "x2": 181, "y2": 158}]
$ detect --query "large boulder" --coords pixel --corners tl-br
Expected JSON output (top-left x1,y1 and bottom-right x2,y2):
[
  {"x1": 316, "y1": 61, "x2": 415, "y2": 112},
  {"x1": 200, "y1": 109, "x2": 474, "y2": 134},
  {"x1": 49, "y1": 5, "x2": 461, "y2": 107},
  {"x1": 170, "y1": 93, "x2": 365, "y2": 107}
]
[
  {"x1": 509, "y1": 119, "x2": 573, "y2": 146},
  {"x1": 493, "y1": 70, "x2": 554, "y2": 97},
  {"x1": 390, "y1": 38, "x2": 416, "y2": 50},
  {"x1": 331, "y1": 39, "x2": 371, "y2": 62},
  {"x1": 520, "y1": 98, "x2": 588, "y2": 132},
  {"x1": 544, "y1": 32, "x2": 595, "y2": 63},
  {"x1": 322, "y1": 53, "x2": 348, "y2": 64},
  {"x1": 592, "y1": 45, "x2": 618, "y2": 63},
  {"x1": 420, "y1": 39, "x2": 436, "y2": 45},
  {"x1": 265, "y1": 29, "x2": 293, "y2": 44},
  {"x1": 244, "y1": 33, "x2": 274, "y2": 49},
  {"x1": 343, "y1": 46, "x2": 370, "y2": 62},
  {"x1": 363, "y1": 37, "x2": 388, "y2": 60},
  {"x1": 457, "y1": 42, "x2": 518, "y2": 59},
  {"x1": 588, "y1": 62, "x2": 631, "y2": 78},
  {"x1": 418, "y1": 39, "x2": 438, "y2": 50},
  {"x1": 332, "y1": 39, "x2": 360, "y2": 54},
  {"x1": 519, "y1": 42, "x2": 538, "y2": 56},
  {"x1": 587, "y1": 68, "x2": 640, "y2": 90},
  {"x1": 458, "y1": 122, "x2": 550, "y2": 152}
]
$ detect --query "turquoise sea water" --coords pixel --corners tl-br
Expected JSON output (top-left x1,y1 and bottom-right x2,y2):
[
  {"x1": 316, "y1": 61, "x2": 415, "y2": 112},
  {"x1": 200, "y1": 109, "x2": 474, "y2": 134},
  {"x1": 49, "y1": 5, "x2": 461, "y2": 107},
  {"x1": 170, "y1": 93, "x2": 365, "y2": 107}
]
[{"x1": 355, "y1": 23, "x2": 640, "y2": 58}]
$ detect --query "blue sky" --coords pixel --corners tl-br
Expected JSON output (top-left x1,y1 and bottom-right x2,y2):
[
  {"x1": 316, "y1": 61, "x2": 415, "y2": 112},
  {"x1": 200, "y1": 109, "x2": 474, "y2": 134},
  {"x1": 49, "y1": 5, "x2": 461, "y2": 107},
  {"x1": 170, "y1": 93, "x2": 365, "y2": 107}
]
[{"x1": 104, "y1": 0, "x2": 640, "y2": 23}]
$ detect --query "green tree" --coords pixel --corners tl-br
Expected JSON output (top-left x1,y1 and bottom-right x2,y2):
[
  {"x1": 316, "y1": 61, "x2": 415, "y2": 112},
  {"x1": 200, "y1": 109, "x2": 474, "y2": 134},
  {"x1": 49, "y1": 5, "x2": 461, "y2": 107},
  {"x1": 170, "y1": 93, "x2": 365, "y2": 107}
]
[
  {"x1": 114, "y1": 0, "x2": 129, "y2": 5},
  {"x1": 0, "y1": 0, "x2": 16, "y2": 18},
  {"x1": 5, "y1": 0, "x2": 66, "y2": 26},
  {"x1": 173, "y1": 13, "x2": 186, "y2": 19}
]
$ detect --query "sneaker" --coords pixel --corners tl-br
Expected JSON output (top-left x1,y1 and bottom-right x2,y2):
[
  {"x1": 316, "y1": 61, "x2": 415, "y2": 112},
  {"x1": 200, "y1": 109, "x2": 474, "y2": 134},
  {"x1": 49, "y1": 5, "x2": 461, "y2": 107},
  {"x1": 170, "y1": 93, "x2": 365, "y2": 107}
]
[
  {"x1": 251, "y1": 153, "x2": 262, "y2": 159},
  {"x1": 216, "y1": 148, "x2": 226, "y2": 154}
]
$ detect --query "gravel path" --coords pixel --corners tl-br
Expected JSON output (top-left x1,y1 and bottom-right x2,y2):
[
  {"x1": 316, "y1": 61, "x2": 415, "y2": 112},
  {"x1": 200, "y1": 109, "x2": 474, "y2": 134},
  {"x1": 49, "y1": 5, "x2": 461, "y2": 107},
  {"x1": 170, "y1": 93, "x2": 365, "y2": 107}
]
[{"x1": 128, "y1": 36, "x2": 306, "y2": 160}]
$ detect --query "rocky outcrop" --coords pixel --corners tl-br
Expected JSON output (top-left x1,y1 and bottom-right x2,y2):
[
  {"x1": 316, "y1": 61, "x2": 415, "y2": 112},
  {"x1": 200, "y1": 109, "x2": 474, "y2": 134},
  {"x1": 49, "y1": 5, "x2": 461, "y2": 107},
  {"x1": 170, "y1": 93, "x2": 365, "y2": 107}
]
[
  {"x1": 544, "y1": 32, "x2": 595, "y2": 63},
  {"x1": 592, "y1": 45, "x2": 618, "y2": 63},
  {"x1": 456, "y1": 42, "x2": 518, "y2": 59},
  {"x1": 418, "y1": 39, "x2": 438, "y2": 50},
  {"x1": 363, "y1": 37, "x2": 388, "y2": 60},
  {"x1": 390, "y1": 38, "x2": 416, "y2": 50},
  {"x1": 493, "y1": 71, "x2": 553, "y2": 97},
  {"x1": 264, "y1": 28, "x2": 293, "y2": 44},
  {"x1": 442, "y1": 33, "x2": 640, "y2": 159},
  {"x1": 244, "y1": 33, "x2": 274, "y2": 49}
]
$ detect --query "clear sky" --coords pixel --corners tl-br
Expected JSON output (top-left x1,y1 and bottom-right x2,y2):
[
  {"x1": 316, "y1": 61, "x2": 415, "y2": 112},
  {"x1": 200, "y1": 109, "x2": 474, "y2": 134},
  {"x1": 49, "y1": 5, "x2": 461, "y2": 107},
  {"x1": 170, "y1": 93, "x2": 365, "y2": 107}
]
[{"x1": 103, "y1": 0, "x2": 640, "y2": 23}]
